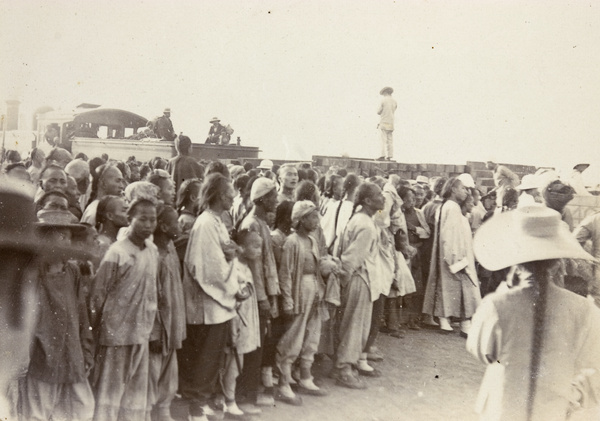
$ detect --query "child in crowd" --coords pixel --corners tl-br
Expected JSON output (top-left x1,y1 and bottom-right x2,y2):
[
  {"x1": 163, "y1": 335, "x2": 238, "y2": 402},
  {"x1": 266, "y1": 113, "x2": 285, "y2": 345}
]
[
  {"x1": 23, "y1": 210, "x2": 95, "y2": 420},
  {"x1": 222, "y1": 229, "x2": 262, "y2": 417},
  {"x1": 176, "y1": 178, "x2": 201, "y2": 235},
  {"x1": 148, "y1": 205, "x2": 187, "y2": 421},
  {"x1": 95, "y1": 195, "x2": 129, "y2": 259},
  {"x1": 277, "y1": 201, "x2": 328, "y2": 404},
  {"x1": 90, "y1": 198, "x2": 158, "y2": 421},
  {"x1": 149, "y1": 169, "x2": 176, "y2": 206}
]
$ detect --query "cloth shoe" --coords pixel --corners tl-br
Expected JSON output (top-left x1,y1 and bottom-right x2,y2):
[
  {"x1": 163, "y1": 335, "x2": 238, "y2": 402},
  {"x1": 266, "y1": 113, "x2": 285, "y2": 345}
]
[
  {"x1": 438, "y1": 317, "x2": 453, "y2": 332},
  {"x1": 422, "y1": 314, "x2": 439, "y2": 327},
  {"x1": 275, "y1": 385, "x2": 303, "y2": 406},
  {"x1": 389, "y1": 328, "x2": 405, "y2": 338},
  {"x1": 332, "y1": 370, "x2": 367, "y2": 390},
  {"x1": 237, "y1": 403, "x2": 262, "y2": 415},
  {"x1": 408, "y1": 317, "x2": 421, "y2": 330},
  {"x1": 358, "y1": 359, "x2": 374, "y2": 372},
  {"x1": 225, "y1": 402, "x2": 244, "y2": 416},
  {"x1": 297, "y1": 378, "x2": 328, "y2": 396},
  {"x1": 357, "y1": 358, "x2": 382, "y2": 377},
  {"x1": 460, "y1": 319, "x2": 472, "y2": 335},
  {"x1": 255, "y1": 391, "x2": 275, "y2": 407},
  {"x1": 366, "y1": 348, "x2": 384, "y2": 362}
]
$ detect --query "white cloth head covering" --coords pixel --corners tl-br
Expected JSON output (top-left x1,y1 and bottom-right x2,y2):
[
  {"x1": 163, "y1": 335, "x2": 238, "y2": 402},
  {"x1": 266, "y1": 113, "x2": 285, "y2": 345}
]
[
  {"x1": 65, "y1": 159, "x2": 90, "y2": 180},
  {"x1": 457, "y1": 173, "x2": 475, "y2": 189},
  {"x1": 291, "y1": 200, "x2": 317, "y2": 228},
  {"x1": 250, "y1": 178, "x2": 276, "y2": 202}
]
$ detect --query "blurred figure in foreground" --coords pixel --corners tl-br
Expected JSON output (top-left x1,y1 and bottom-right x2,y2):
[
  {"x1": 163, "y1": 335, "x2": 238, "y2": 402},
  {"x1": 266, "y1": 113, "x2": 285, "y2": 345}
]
[{"x1": 468, "y1": 205, "x2": 600, "y2": 421}]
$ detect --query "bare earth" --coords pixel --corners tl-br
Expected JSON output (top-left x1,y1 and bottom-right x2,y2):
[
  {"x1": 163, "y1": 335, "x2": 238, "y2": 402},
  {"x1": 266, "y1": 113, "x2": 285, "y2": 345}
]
[{"x1": 172, "y1": 326, "x2": 486, "y2": 421}]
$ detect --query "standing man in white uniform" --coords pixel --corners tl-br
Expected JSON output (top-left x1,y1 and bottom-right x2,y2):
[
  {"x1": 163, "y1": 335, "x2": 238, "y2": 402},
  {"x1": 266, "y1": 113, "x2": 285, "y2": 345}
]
[{"x1": 377, "y1": 86, "x2": 397, "y2": 161}]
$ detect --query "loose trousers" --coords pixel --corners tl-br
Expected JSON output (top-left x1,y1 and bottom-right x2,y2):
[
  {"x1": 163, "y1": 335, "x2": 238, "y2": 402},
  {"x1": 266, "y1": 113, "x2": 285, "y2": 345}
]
[
  {"x1": 92, "y1": 343, "x2": 149, "y2": 421},
  {"x1": 178, "y1": 322, "x2": 228, "y2": 417},
  {"x1": 335, "y1": 275, "x2": 372, "y2": 370},
  {"x1": 276, "y1": 275, "x2": 322, "y2": 383},
  {"x1": 148, "y1": 347, "x2": 178, "y2": 410},
  {"x1": 23, "y1": 375, "x2": 94, "y2": 421}
]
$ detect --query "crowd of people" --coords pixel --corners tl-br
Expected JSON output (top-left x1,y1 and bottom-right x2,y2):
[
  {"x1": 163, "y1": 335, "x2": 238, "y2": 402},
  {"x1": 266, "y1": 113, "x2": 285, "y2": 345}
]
[{"x1": 1, "y1": 138, "x2": 600, "y2": 421}]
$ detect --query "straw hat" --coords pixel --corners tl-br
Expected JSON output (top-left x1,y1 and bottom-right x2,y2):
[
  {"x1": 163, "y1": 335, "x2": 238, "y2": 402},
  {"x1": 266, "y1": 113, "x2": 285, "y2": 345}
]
[
  {"x1": 473, "y1": 205, "x2": 594, "y2": 271},
  {"x1": 257, "y1": 159, "x2": 274, "y2": 170},
  {"x1": 416, "y1": 175, "x2": 429, "y2": 185},
  {"x1": 0, "y1": 178, "x2": 89, "y2": 260},
  {"x1": 380, "y1": 87, "x2": 393, "y2": 95},
  {"x1": 35, "y1": 210, "x2": 87, "y2": 234},
  {"x1": 516, "y1": 174, "x2": 542, "y2": 191},
  {"x1": 209, "y1": 117, "x2": 221, "y2": 124},
  {"x1": 163, "y1": 108, "x2": 171, "y2": 114},
  {"x1": 573, "y1": 163, "x2": 590, "y2": 171}
]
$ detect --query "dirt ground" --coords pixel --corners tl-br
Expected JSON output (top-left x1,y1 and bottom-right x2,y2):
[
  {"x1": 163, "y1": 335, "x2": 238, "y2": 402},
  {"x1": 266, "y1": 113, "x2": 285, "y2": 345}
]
[{"x1": 172, "y1": 326, "x2": 486, "y2": 421}]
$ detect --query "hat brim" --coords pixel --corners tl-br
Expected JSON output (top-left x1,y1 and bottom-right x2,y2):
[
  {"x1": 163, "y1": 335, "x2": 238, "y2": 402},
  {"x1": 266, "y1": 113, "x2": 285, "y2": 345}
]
[
  {"x1": 473, "y1": 209, "x2": 594, "y2": 271},
  {"x1": 210, "y1": 119, "x2": 220, "y2": 123},
  {"x1": 380, "y1": 87, "x2": 393, "y2": 95},
  {"x1": 35, "y1": 222, "x2": 88, "y2": 234},
  {"x1": 573, "y1": 163, "x2": 590, "y2": 170},
  {"x1": 0, "y1": 238, "x2": 92, "y2": 261},
  {"x1": 516, "y1": 182, "x2": 542, "y2": 191}
]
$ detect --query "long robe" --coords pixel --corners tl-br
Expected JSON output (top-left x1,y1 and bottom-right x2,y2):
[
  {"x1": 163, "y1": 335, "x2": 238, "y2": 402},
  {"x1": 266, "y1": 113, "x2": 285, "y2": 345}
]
[
  {"x1": 467, "y1": 283, "x2": 600, "y2": 421},
  {"x1": 183, "y1": 209, "x2": 237, "y2": 325},
  {"x1": 335, "y1": 212, "x2": 378, "y2": 368},
  {"x1": 422, "y1": 200, "x2": 481, "y2": 318}
]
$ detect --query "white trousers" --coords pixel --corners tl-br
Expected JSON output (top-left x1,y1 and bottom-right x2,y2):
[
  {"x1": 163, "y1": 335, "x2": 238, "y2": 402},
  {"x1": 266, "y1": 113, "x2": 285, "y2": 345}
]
[{"x1": 380, "y1": 129, "x2": 394, "y2": 159}]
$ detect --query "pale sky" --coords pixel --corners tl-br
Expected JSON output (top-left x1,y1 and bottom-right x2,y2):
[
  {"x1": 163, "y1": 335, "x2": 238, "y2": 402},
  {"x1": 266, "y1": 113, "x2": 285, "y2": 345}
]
[{"x1": 1, "y1": 0, "x2": 599, "y2": 181}]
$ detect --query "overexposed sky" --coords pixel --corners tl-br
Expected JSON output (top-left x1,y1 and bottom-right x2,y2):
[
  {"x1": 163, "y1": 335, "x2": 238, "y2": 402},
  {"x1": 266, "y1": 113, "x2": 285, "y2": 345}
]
[{"x1": 1, "y1": 0, "x2": 599, "y2": 180}]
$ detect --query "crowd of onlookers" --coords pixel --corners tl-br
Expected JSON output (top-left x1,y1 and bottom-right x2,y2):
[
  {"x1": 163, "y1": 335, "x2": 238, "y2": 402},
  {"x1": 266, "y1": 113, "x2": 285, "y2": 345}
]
[{"x1": 1, "y1": 139, "x2": 599, "y2": 421}]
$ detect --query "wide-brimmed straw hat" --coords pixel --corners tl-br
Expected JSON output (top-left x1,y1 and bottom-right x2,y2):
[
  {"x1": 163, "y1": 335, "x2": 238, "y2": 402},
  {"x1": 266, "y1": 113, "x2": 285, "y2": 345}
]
[
  {"x1": 516, "y1": 174, "x2": 542, "y2": 191},
  {"x1": 380, "y1": 86, "x2": 393, "y2": 95},
  {"x1": 473, "y1": 205, "x2": 594, "y2": 271},
  {"x1": 209, "y1": 117, "x2": 221, "y2": 123},
  {"x1": 35, "y1": 210, "x2": 87, "y2": 234},
  {"x1": 0, "y1": 178, "x2": 90, "y2": 260}
]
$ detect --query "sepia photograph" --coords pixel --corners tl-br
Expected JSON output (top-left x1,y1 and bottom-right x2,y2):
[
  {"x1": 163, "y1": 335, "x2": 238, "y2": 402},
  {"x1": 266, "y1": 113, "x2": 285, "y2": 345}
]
[{"x1": 1, "y1": 1, "x2": 599, "y2": 420}]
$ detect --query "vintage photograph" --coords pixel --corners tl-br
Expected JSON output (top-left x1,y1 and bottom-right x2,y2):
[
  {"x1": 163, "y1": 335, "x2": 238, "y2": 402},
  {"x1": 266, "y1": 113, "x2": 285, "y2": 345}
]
[{"x1": 1, "y1": 1, "x2": 599, "y2": 420}]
